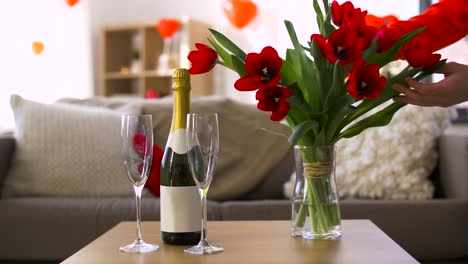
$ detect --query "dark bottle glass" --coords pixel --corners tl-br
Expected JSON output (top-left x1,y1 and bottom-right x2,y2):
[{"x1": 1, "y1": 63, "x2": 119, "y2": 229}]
[{"x1": 160, "y1": 68, "x2": 201, "y2": 245}]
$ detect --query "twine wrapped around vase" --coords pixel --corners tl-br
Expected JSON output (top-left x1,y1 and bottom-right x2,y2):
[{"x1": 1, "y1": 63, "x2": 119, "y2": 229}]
[{"x1": 303, "y1": 162, "x2": 333, "y2": 177}]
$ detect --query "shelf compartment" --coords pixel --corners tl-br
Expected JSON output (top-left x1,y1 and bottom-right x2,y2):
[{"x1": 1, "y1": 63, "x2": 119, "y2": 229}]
[
  {"x1": 144, "y1": 76, "x2": 172, "y2": 96},
  {"x1": 100, "y1": 18, "x2": 213, "y2": 97},
  {"x1": 104, "y1": 79, "x2": 140, "y2": 96},
  {"x1": 105, "y1": 72, "x2": 140, "y2": 80}
]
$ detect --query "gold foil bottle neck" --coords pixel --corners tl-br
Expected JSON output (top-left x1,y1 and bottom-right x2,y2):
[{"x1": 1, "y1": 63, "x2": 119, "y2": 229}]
[{"x1": 172, "y1": 68, "x2": 191, "y2": 92}]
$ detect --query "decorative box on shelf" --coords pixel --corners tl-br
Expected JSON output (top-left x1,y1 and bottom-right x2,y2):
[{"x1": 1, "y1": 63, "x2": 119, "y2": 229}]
[{"x1": 99, "y1": 17, "x2": 214, "y2": 98}]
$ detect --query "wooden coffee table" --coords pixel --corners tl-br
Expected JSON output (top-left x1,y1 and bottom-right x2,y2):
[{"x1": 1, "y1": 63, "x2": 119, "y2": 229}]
[{"x1": 62, "y1": 220, "x2": 418, "y2": 264}]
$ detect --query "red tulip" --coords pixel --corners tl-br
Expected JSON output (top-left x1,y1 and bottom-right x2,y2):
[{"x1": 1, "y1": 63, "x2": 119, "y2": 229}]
[
  {"x1": 337, "y1": 2, "x2": 375, "y2": 49},
  {"x1": 188, "y1": 43, "x2": 218, "y2": 74},
  {"x1": 347, "y1": 58, "x2": 387, "y2": 100},
  {"x1": 326, "y1": 27, "x2": 362, "y2": 64},
  {"x1": 256, "y1": 86, "x2": 292, "y2": 121},
  {"x1": 404, "y1": 38, "x2": 441, "y2": 70},
  {"x1": 357, "y1": 25, "x2": 378, "y2": 50},
  {"x1": 341, "y1": 5, "x2": 367, "y2": 30},
  {"x1": 331, "y1": 1, "x2": 359, "y2": 27},
  {"x1": 373, "y1": 25, "x2": 402, "y2": 53},
  {"x1": 234, "y1": 46, "x2": 283, "y2": 91},
  {"x1": 311, "y1": 27, "x2": 363, "y2": 65}
]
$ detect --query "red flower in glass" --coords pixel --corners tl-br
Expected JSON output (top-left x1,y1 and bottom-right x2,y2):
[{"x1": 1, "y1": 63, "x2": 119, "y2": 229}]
[
  {"x1": 347, "y1": 58, "x2": 387, "y2": 100},
  {"x1": 234, "y1": 46, "x2": 282, "y2": 91},
  {"x1": 256, "y1": 86, "x2": 292, "y2": 121},
  {"x1": 311, "y1": 27, "x2": 363, "y2": 65},
  {"x1": 188, "y1": 43, "x2": 218, "y2": 74},
  {"x1": 133, "y1": 133, "x2": 147, "y2": 156}
]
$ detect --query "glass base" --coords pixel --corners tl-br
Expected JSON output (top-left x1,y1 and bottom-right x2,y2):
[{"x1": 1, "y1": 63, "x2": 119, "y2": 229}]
[
  {"x1": 120, "y1": 240, "x2": 159, "y2": 253},
  {"x1": 292, "y1": 229, "x2": 341, "y2": 240},
  {"x1": 184, "y1": 240, "x2": 224, "y2": 255}
]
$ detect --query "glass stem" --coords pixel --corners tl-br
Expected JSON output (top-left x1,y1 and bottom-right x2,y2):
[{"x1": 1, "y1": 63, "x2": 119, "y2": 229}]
[
  {"x1": 134, "y1": 185, "x2": 144, "y2": 244},
  {"x1": 199, "y1": 188, "x2": 208, "y2": 244}
]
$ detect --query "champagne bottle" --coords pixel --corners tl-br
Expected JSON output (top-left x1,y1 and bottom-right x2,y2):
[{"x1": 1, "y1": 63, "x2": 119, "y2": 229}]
[{"x1": 160, "y1": 68, "x2": 201, "y2": 245}]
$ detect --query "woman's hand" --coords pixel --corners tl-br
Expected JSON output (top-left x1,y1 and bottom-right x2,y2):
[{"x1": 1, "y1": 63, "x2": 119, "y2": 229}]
[{"x1": 393, "y1": 62, "x2": 468, "y2": 107}]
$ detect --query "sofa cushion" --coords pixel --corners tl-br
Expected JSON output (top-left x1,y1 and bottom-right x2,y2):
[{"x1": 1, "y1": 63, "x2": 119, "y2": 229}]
[
  {"x1": 58, "y1": 96, "x2": 294, "y2": 201},
  {"x1": 335, "y1": 105, "x2": 454, "y2": 199},
  {"x1": 0, "y1": 134, "x2": 15, "y2": 195},
  {"x1": 243, "y1": 148, "x2": 295, "y2": 200},
  {"x1": 3, "y1": 95, "x2": 140, "y2": 197}
]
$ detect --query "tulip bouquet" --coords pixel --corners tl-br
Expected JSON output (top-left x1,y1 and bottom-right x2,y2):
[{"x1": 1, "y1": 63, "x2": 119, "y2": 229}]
[{"x1": 187, "y1": 0, "x2": 460, "y2": 238}]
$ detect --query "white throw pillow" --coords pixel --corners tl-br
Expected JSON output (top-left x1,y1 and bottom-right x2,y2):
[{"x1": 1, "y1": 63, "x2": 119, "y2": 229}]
[
  {"x1": 335, "y1": 105, "x2": 454, "y2": 199},
  {"x1": 2, "y1": 95, "x2": 141, "y2": 197}
]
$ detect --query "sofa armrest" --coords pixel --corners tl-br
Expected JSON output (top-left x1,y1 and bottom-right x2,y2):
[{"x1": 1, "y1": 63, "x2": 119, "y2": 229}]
[
  {"x1": 0, "y1": 133, "x2": 15, "y2": 188},
  {"x1": 439, "y1": 124, "x2": 468, "y2": 199}
]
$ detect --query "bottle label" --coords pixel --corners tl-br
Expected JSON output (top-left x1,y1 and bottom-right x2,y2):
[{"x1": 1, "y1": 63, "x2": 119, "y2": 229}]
[
  {"x1": 160, "y1": 185, "x2": 201, "y2": 233},
  {"x1": 167, "y1": 128, "x2": 194, "y2": 154}
]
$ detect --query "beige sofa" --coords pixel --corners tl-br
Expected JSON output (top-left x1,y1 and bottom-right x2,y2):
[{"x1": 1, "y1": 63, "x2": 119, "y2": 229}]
[{"x1": 0, "y1": 96, "x2": 467, "y2": 264}]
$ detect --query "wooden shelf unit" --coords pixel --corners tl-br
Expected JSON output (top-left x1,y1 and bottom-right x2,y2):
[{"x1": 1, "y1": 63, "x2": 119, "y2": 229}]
[{"x1": 99, "y1": 17, "x2": 214, "y2": 97}]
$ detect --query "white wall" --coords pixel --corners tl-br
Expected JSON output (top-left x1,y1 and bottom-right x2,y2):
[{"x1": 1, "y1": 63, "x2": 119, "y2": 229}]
[{"x1": 0, "y1": 0, "x2": 92, "y2": 130}]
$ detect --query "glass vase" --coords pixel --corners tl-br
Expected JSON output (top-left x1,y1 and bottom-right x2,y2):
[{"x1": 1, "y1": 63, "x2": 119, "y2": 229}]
[{"x1": 291, "y1": 145, "x2": 341, "y2": 240}]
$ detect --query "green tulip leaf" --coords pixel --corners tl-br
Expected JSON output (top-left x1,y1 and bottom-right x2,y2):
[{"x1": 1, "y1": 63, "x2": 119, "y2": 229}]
[
  {"x1": 209, "y1": 28, "x2": 247, "y2": 61},
  {"x1": 361, "y1": 38, "x2": 379, "y2": 61},
  {"x1": 326, "y1": 61, "x2": 345, "y2": 103},
  {"x1": 337, "y1": 102, "x2": 406, "y2": 141},
  {"x1": 286, "y1": 49, "x2": 301, "y2": 74},
  {"x1": 367, "y1": 27, "x2": 425, "y2": 67},
  {"x1": 285, "y1": 20, "x2": 322, "y2": 111},
  {"x1": 289, "y1": 120, "x2": 319, "y2": 145},
  {"x1": 280, "y1": 58, "x2": 299, "y2": 87},
  {"x1": 231, "y1": 55, "x2": 247, "y2": 77},
  {"x1": 309, "y1": 40, "x2": 327, "y2": 68},
  {"x1": 208, "y1": 38, "x2": 232, "y2": 68},
  {"x1": 313, "y1": 0, "x2": 324, "y2": 33}
]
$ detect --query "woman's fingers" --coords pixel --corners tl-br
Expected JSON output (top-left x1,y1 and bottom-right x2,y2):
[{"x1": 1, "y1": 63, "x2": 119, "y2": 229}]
[
  {"x1": 393, "y1": 95, "x2": 419, "y2": 105},
  {"x1": 393, "y1": 82, "x2": 443, "y2": 106},
  {"x1": 393, "y1": 83, "x2": 425, "y2": 106},
  {"x1": 392, "y1": 62, "x2": 468, "y2": 107},
  {"x1": 393, "y1": 95, "x2": 441, "y2": 106},
  {"x1": 404, "y1": 78, "x2": 440, "y2": 96},
  {"x1": 393, "y1": 82, "x2": 421, "y2": 98}
]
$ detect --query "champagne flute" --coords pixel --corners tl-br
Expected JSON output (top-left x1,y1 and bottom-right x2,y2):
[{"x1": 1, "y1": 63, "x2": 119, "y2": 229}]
[
  {"x1": 120, "y1": 114, "x2": 159, "y2": 253},
  {"x1": 184, "y1": 113, "x2": 223, "y2": 255}
]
